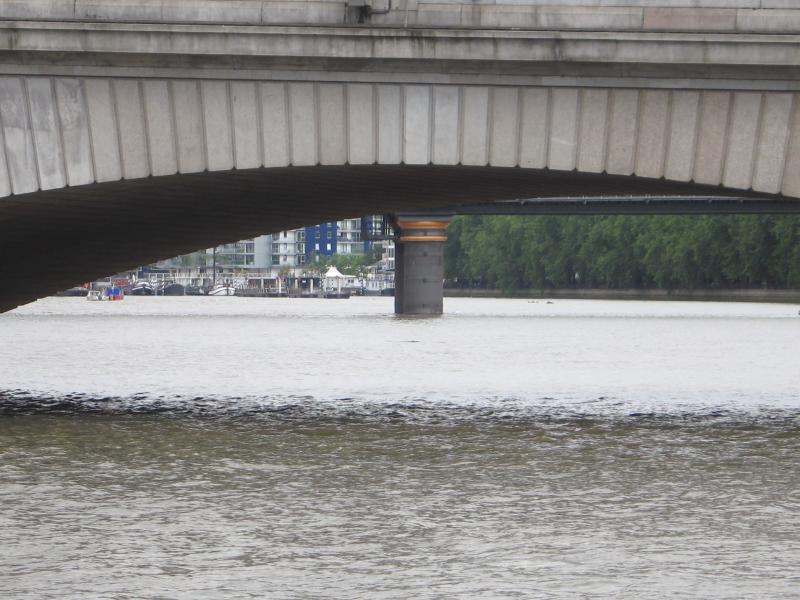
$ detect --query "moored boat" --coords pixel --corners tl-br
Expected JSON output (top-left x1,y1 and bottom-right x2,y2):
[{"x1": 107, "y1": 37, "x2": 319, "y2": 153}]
[
  {"x1": 207, "y1": 285, "x2": 236, "y2": 296},
  {"x1": 103, "y1": 285, "x2": 124, "y2": 301},
  {"x1": 103, "y1": 285, "x2": 125, "y2": 300},
  {"x1": 56, "y1": 286, "x2": 90, "y2": 297},
  {"x1": 130, "y1": 281, "x2": 154, "y2": 296},
  {"x1": 162, "y1": 282, "x2": 185, "y2": 296},
  {"x1": 86, "y1": 286, "x2": 124, "y2": 301}
]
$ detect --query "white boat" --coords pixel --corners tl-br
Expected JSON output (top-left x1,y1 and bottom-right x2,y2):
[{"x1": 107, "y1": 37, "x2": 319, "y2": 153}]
[
  {"x1": 86, "y1": 286, "x2": 124, "y2": 301},
  {"x1": 207, "y1": 285, "x2": 236, "y2": 296}
]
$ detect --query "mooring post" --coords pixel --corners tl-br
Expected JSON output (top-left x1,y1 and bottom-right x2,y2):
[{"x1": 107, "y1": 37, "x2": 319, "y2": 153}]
[{"x1": 393, "y1": 215, "x2": 451, "y2": 315}]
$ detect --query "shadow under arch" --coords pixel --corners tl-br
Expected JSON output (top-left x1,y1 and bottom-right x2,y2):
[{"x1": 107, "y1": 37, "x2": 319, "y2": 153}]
[{"x1": 0, "y1": 164, "x2": 786, "y2": 313}]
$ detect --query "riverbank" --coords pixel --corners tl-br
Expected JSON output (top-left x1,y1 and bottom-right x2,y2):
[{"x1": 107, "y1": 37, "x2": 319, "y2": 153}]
[{"x1": 445, "y1": 288, "x2": 800, "y2": 303}]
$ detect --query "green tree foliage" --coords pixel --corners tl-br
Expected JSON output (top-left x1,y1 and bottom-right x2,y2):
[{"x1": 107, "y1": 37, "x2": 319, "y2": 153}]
[
  {"x1": 177, "y1": 251, "x2": 209, "y2": 268},
  {"x1": 444, "y1": 215, "x2": 800, "y2": 291},
  {"x1": 308, "y1": 251, "x2": 377, "y2": 277}
]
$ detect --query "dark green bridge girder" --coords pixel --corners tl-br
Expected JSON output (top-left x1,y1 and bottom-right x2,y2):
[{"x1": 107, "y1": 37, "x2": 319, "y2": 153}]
[{"x1": 438, "y1": 196, "x2": 800, "y2": 217}]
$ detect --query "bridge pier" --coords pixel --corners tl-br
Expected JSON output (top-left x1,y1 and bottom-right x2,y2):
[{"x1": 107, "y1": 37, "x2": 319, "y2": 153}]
[{"x1": 394, "y1": 217, "x2": 451, "y2": 316}]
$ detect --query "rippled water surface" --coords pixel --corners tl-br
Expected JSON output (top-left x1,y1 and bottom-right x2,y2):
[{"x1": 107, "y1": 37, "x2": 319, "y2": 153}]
[{"x1": 1, "y1": 297, "x2": 799, "y2": 598}]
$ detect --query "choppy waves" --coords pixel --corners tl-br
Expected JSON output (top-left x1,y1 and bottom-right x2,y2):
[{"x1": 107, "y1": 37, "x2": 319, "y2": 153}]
[{"x1": 2, "y1": 389, "x2": 799, "y2": 428}]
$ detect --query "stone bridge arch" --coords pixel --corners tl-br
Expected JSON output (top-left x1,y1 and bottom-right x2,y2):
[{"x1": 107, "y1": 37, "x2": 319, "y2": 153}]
[
  {"x1": 1, "y1": 75, "x2": 800, "y2": 312},
  {"x1": 1, "y1": 77, "x2": 798, "y2": 198}
]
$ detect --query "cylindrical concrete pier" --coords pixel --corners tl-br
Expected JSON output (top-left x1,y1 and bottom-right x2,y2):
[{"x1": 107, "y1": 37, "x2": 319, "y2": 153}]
[{"x1": 394, "y1": 217, "x2": 450, "y2": 315}]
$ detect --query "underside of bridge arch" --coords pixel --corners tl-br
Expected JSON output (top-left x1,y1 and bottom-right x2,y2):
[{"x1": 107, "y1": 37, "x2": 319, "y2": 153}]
[{"x1": 0, "y1": 164, "x2": 778, "y2": 313}]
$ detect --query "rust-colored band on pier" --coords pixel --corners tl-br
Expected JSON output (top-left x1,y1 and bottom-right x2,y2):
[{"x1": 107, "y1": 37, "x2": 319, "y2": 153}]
[
  {"x1": 395, "y1": 220, "x2": 450, "y2": 230},
  {"x1": 395, "y1": 218, "x2": 451, "y2": 243}
]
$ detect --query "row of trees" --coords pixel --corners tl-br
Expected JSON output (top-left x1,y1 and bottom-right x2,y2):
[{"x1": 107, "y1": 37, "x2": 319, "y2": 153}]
[
  {"x1": 444, "y1": 215, "x2": 800, "y2": 290},
  {"x1": 310, "y1": 245, "x2": 384, "y2": 277}
]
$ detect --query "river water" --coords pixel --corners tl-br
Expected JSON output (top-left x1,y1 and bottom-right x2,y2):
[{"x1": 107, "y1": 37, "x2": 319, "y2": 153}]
[{"x1": 1, "y1": 297, "x2": 799, "y2": 599}]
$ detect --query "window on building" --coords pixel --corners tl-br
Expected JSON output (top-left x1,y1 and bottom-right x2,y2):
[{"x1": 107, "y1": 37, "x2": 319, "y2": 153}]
[
  {"x1": 326, "y1": 243, "x2": 331, "y2": 252},
  {"x1": 315, "y1": 228, "x2": 320, "y2": 239},
  {"x1": 272, "y1": 256, "x2": 280, "y2": 266},
  {"x1": 327, "y1": 230, "x2": 332, "y2": 239}
]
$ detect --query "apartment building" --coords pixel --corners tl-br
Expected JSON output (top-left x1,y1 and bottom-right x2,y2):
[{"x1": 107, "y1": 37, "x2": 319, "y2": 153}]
[
  {"x1": 304, "y1": 221, "x2": 337, "y2": 260},
  {"x1": 270, "y1": 229, "x2": 306, "y2": 268},
  {"x1": 335, "y1": 219, "x2": 363, "y2": 255}
]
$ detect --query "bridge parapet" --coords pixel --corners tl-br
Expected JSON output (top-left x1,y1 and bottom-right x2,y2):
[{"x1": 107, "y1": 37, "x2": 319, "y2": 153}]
[{"x1": 1, "y1": 1, "x2": 799, "y2": 34}]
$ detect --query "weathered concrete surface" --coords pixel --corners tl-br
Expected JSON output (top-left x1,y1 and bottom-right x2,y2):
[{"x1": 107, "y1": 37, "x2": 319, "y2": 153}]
[
  {"x1": 395, "y1": 240, "x2": 447, "y2": 315},
  {"x1": 2, "y1": 1, "x2": 800, "y2": 34},
  {"x1": 394, "y1": 217, "x2": 450, "y2": 315},
  {"x1": 0, "y1": 23, "x2": 796, "y2": 206},
  {"x1": 2, "y1": 21, "x2": 800, "y2": 76},
  {"x1": 0, "y1": 73, "x2": 798, "y2": 202}
]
